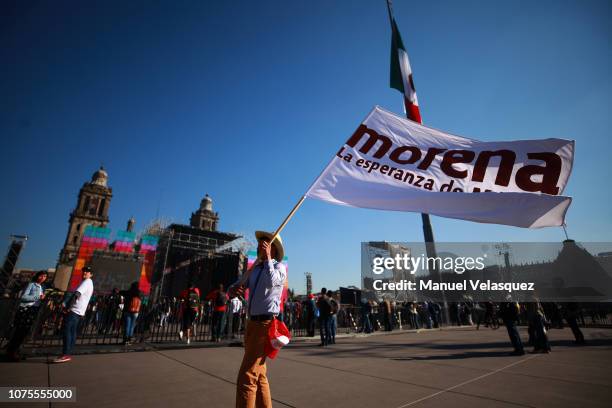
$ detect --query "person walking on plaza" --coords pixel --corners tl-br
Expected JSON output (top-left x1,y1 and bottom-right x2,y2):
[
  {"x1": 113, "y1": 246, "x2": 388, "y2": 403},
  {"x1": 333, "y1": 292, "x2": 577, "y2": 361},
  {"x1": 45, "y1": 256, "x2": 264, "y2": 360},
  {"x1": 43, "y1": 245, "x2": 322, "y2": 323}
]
[
  {"x1": 54, "y1": 266, "x2": 94, "y2": 363},
  {"x1": 409, "y1": 302, "x2": 419, "y2": 330},
  {"x1": 317, "y1": 288, "x2": 332, "y2": 346},
  {"x1": 206, "y1": 284, "x2": 228, "y2": 342},
  {"x1": 361, "y1": 299, "x2": 373, "y2": 333},
  {"x1": 563, "y1": 302, "x2": 585, "y2": 345},
  {"x1": 229, "y1": 231, "x2": 287, "y2": 408},
  {"x1": 500, "y1": 300, "x2": 525, "y2": 355},
  {"x1": 328, "y1": 291, "x2": 339, "y2": 344},
  {"x1": 428, "y1": 302, "x2": 440, "y2": 329},
  {"x1": 5, "y1": 271, "x2": 48, "y2": 361},
  {"x1": 123, "y1": 282, "x2": 141, "y2": 345},
  {"x1": 180, "y1": 285, "x2": 200, "y2": 344},
  {"x1": 231, "y1": 295, "x2": 243, "y2": 338},
  {"x1": 526, "y1": 297, "x2": 551, "y2": 353}
]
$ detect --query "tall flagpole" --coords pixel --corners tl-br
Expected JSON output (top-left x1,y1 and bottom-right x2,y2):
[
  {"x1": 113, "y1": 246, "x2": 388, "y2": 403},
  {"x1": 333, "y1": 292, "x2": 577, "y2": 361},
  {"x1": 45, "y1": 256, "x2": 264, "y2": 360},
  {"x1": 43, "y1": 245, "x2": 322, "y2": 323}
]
[{"x1": 386, "y1": 0, "x2": 439, "y2": 279}]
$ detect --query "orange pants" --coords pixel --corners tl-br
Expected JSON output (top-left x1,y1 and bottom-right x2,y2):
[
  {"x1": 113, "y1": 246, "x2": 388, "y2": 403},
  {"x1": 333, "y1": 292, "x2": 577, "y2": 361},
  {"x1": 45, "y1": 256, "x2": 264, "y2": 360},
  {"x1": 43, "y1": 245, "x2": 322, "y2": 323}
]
[{"x1": 236, "y1": 319, "x2": 273, "y2": 408}]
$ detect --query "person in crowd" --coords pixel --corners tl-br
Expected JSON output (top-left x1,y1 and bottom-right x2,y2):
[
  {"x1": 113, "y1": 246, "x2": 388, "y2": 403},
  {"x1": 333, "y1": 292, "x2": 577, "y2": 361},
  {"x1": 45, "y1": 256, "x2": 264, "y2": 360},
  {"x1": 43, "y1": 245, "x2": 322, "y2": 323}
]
[
  {"x1": 284, "y1": 299, "x2": 294, "y2": 330},
  {"x1": 159, "y1": 299, "x2": 171, "y2": 328},
  {"x1": 231, "y1": 295, "x2": 243, "y2": 338},
  {"x1": 114, "y1": 295, "x2": 125, "y2": 332},
  {"x1": 304, "y1": 294, "x2": 316, "y2": 337},
  {"x1": 361, "y1": 299, "x2": 373, "y2": 333},
  {"x1": 419, "y1": 302, "x2": 432, "y2": 329},
  {"x1": 526, "y1": 296, "x2": 551, "y2": 353},
  {"x1": 428, "y1": 302, "x2": 440, "y2": 328},
  {"x1": 102, "y1": 288, "x2": 121, "y2": 334},
  {"x1": 475, "y1": 302, "x2": 486, "y2": 330},
  {"x1": 295, "y1": 299, "x2": 303, "y2": 331},
  {"x1": 206, "y1": 283, "x2": 227, "y2": 342},
  {"x1": 563, "y1": 302, "x2": 585, "y2": 345},
  {"x1": 455, "y1": 302, "x2": 463, "y2": 326},
  {"x1": 500, "y1": 299, "x2": 525, "y2": 355},
  {"x1": 53, "y1": 266, "x2": 94, "y2": 363},
  {"x1": 328, "y1": 290, "x2": 339, "y2": 344},
  {"x1": 317, "y1": 288, "x2": 332, "y2": 346},
  {"x1": 179, "y1": 285, "x2": 200, "y2": 344},
  {"x1": 229, "y1": 231, "x2": 287, "y2": 408},
  {"x1": 463, "y1": 301, "x2": 474, "y2": 326},
  {"x1": 484, "y1": 301, "x2": 495, "y2": 327},
  {"x1": 382, "y1": 297, "x2": 392, "y2": 331},
  {"x1": 409, "y1": 302, "x2": 419, "y2": 330},
  {"x1": 84, "y1": 294, "x2": 96, "y2": 332},
  {"x1": 277, "y1": 284, "x2": 288, "y2": 323},
  {"x1": 123, "y1": 282, "x2": 141, "y2": 345},
  {"x1": 5, "y1": 271, "x2": 48, "y2": 361}
]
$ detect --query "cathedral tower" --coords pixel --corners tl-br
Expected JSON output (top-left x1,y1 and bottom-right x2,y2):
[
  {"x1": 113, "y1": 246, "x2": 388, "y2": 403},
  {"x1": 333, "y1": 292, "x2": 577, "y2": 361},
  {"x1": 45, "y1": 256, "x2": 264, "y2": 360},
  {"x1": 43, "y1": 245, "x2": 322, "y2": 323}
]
[
  {"x1": 54, "y1": 167, "x2": 113, "y2": 290},
  {"x1": 190, "y1": 194, "x2": 219, "y2": 231}
]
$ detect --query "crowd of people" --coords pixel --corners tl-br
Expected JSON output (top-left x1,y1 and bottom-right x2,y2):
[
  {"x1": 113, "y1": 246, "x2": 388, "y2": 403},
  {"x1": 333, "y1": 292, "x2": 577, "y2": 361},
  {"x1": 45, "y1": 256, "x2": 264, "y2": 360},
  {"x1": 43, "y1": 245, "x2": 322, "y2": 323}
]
[{"x1": 2, "y1": 267, "x2": 606, "y2": 363}]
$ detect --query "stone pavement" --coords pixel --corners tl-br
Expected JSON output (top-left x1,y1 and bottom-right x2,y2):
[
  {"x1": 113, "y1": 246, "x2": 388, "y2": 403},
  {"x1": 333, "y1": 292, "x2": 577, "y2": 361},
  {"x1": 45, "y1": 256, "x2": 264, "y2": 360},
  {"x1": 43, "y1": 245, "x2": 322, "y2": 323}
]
[{"x1": 2, "y1": 326, "x2": 611, "y2": 407}]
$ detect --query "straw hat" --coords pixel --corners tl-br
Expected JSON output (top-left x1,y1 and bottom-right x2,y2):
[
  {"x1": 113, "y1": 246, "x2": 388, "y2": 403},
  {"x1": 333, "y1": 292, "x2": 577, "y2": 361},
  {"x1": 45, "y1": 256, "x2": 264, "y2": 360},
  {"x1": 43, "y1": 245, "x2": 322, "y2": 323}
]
[{"x1": 255, "y1": 231, "x2": 285, "y2": 262}]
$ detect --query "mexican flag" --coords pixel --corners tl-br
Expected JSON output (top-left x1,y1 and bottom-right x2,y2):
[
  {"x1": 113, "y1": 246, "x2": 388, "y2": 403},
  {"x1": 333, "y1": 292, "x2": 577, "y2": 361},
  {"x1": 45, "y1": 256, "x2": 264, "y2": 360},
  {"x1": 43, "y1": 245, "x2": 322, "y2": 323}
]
[{"x1": 387, "y1": 0, "x2": 422, "y2": 123}]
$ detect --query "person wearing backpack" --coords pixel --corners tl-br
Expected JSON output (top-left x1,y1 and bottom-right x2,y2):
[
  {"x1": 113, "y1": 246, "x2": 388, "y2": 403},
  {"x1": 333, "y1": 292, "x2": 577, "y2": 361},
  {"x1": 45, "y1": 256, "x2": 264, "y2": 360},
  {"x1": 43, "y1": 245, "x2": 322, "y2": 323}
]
[
  {"x1": 123, "y1": 282, "x2": 141, "y2": 345},
  {"x1": 180, "y1": 285, "x2": 201, "y2": 344},
  {"x1": 206, "y1": 284, "x2": 227, "y2": 342}
]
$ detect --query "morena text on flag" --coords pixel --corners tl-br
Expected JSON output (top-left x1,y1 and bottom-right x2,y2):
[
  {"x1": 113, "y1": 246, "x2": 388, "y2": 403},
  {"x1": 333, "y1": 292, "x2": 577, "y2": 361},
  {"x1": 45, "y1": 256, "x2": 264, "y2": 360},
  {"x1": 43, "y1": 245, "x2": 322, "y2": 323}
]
[{"x1": 342, "y1": 123, "x2": 565, "y2": 195}]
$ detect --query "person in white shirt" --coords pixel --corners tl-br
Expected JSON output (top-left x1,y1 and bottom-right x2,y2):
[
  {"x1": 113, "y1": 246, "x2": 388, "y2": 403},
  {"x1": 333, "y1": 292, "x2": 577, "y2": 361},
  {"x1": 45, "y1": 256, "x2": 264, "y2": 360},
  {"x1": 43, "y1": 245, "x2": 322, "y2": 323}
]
[
  {"x1": 53, "y1": 266, "x2": 94, "y2": 363},
  {"x1": 231, "y1": 296, "x2": 243, "y2": 338}
]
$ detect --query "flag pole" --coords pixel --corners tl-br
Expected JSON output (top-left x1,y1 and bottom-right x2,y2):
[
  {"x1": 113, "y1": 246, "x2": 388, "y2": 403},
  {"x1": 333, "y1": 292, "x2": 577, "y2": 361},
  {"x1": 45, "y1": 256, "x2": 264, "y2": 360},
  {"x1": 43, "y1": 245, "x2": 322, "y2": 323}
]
[
  {"x1": 270, "y1": 195, "x2": 306, "y2": 243},
  {"x1": 237, "y1": 194, "x2": 309, "y2": 286},
  {"x1": 562, "y1": 223, "x2": 570, "y2": 240},
  {"x1": 386, "y1": 0, "x2": 439, "y2": 271},
  {"x1": 386, "y1": 0, "x2": 447, "y2": 323}
]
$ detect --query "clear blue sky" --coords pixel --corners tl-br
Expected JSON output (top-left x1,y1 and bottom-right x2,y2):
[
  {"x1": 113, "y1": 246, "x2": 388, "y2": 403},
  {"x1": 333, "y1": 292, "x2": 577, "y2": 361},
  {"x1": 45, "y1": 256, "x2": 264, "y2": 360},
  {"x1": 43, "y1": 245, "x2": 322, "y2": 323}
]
[{"x1": 1, "y1": 0, "x2": 611, "y2": 293}]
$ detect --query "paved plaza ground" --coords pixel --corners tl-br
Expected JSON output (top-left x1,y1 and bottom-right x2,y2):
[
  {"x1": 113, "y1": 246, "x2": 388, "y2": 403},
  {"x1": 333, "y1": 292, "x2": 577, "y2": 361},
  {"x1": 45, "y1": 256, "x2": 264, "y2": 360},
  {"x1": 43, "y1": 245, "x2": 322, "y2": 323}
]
[{"x1": 2, "y1": 326, "x2": 612, "y2": 407}]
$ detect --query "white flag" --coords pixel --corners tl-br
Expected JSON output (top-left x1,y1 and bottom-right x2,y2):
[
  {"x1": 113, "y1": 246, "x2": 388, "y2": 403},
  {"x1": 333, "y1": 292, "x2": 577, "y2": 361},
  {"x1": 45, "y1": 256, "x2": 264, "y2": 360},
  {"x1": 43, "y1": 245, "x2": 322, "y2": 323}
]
[{"x1": 306, "y1": 106, "x2": 573, "y2": 228}]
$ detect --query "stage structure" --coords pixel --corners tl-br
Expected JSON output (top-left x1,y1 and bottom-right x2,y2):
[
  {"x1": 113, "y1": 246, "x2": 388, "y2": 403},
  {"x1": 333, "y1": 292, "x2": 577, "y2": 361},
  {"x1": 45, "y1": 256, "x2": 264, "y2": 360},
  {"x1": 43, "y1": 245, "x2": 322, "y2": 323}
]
[
  {"x1": 69, "y1": 225, "x2": 111, "y2": 291},
  {"x1": 153, "y1": 224, "x2": 247, "y2": 298},
  {"x1": 67, "y1": 226, "x2": 159, "y2": 295}
]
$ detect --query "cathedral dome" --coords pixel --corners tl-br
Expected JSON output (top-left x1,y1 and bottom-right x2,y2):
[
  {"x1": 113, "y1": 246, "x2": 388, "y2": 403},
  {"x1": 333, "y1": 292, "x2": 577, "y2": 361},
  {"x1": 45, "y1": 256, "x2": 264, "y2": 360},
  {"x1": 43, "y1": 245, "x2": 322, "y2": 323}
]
[{"x1": 91, "y1": 166, "x2": 108, "y2": 187}]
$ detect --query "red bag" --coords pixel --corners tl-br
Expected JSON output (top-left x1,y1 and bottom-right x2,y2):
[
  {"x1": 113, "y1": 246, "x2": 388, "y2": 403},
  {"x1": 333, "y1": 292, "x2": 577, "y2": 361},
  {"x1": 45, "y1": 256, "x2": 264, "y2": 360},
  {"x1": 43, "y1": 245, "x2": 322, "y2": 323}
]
[{"x1": 265, "y1": 319, "x2": 291, "y2": 359}]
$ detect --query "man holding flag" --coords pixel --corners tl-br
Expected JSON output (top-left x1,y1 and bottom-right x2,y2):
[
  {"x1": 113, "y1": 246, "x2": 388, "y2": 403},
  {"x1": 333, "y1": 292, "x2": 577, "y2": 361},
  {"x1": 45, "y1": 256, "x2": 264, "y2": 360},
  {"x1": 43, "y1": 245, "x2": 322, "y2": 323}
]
[{"x1": 230, "y1": 232, "x2": 287, "y2": 408}]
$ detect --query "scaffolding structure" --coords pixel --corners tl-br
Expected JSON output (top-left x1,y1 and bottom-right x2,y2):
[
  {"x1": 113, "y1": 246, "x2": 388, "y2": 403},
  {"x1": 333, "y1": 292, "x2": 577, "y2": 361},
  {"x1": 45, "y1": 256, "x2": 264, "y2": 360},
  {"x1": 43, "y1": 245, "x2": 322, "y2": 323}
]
[
  {"x1": 0, "y1": 234, "x2": 28, "y2": 294},
  {"x1": 151, "y1": 226, "x2": 246, "y2": 301}
]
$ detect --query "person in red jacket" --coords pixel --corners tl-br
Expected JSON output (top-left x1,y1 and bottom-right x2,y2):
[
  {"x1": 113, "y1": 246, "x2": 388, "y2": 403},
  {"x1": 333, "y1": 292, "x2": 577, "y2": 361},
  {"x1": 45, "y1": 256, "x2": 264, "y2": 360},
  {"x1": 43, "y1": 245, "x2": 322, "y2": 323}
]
[
  {"x1": 179, "y1": 285, "x2": 200, "y2": 344},
  {"x1": 206, "y1": 284, "x2": 227, "y2": 342}
]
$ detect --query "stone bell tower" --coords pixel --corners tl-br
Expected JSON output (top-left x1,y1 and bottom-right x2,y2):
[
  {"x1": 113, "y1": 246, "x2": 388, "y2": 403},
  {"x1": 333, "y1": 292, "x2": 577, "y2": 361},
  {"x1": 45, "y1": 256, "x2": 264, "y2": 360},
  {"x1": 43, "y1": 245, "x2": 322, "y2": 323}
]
[
  {"x1": 190, "y1": 194, "x2": 219, "y2": 231},
  {"x1": 54, "y1": 167, "x2": 113, "y2": 289}
]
